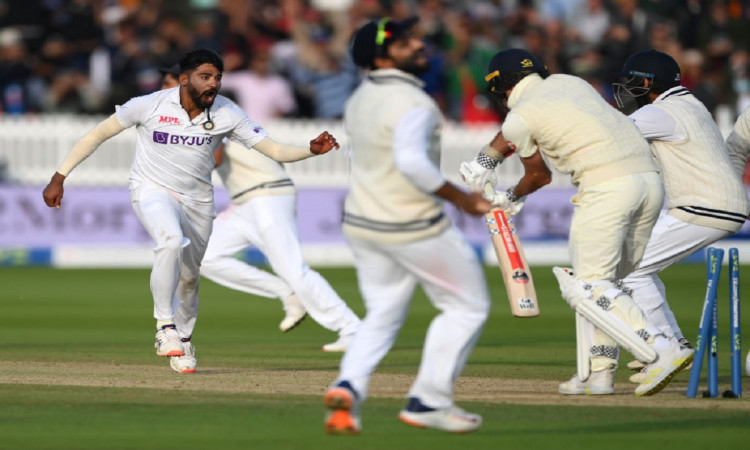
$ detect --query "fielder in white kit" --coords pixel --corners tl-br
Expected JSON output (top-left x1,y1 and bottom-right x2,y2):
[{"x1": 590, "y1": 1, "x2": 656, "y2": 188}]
[
  {"x1": 465, "y1": 48, "x2": 693, "y2": 397},
  {"x1": 42, "y1": 48, "x2": 340, "y2": 369},
  {"x1": 726, "y1": 105, "x2": 750, "y2": 179},
  {"x1": 610, "y1": 50, "x2": 750, "y2": 382},
  {"x1": 199, "y1": 140, "x2": 361, "y2": 351},
  {"x1": 724, "y1": 105, "x2": 750, "y2": 377},
  {"x1": 323, "y1": 17, "x2": 493, "y2": 435}
]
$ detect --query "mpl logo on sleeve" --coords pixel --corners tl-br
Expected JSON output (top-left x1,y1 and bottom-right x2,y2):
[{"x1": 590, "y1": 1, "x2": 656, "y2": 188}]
[{"x1": 152, "y1": 131, "x2": 214, "y2": 146}]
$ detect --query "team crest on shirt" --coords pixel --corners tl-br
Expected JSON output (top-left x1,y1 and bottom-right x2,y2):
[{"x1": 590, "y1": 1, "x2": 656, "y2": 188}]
[{"x1": 158, "y1": 116, "x2": 181, "y2": 125}]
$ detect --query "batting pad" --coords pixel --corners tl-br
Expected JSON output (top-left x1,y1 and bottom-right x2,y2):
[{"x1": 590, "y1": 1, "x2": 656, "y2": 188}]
[
  {"x1": 576, "y1": 312, "x2": 592, "y2": 381},
  {"x1": 553, "y1": 267, "x2": 657, "y2": 365},
  {"x1": 575, "y1": 300, "x2": 657, "y2": 364}
]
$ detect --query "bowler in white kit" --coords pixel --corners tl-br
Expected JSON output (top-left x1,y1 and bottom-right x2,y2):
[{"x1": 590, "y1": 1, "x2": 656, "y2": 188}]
[{"x1": 43, "y1": 48, "x2": 340, "y2": 369}]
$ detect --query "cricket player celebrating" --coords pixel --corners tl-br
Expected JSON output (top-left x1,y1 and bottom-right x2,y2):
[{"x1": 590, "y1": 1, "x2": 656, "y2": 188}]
[
  {"x1": 464, "y1": 48, "x2": 693, "y2": 396},
  {"x1": 42, "y1": 48, "x2": 339, "y2": 370},
  {"x1": 155, "y1": 64, "x2": 358, "y2": 374},
  {"x1": 323, "y1": 17, "x2": 493, "y2": 434},
  {"x1": 611, "y1": 50, "x2": 750, "y2": 382}
]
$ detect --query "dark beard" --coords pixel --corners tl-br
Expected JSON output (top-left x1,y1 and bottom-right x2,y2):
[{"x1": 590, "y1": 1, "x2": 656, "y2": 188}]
[
  {"x1": 400, "y1": 59, "x2": 430, "y2": 76},
  {"x1": 187, "y1": 84, "x2": 216, "y2": 110},
  {"x1": 397, "y1": 50, "x2": 430, "y2": 76}
]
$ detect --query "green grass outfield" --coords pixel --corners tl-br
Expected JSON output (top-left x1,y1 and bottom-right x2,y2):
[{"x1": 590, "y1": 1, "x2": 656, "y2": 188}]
[{"x1": 1, "y1": 264, "x2": 748, "y2": 450}]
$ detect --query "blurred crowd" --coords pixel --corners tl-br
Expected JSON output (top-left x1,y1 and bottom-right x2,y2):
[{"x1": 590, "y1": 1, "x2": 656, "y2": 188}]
[{"x1": 1, "y1": 0, "x2": 750, "y2": 124}]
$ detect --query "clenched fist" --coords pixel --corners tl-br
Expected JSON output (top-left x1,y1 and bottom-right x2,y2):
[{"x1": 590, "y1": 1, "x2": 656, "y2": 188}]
[{"x1": 309, "y1": 131, "x2": 340, "y2": 155}]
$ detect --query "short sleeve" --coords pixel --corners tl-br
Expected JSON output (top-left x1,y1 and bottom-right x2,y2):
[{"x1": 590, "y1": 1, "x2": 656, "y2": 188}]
[
  {"x1": 629, "y1": 104, "x2": 683, "y2": 141},
  {"x1": 227, "y1": 108, "x2": 269, "y2": 149},
  {"x1": 502, "y1": 112, "x2": 537, "y2": 158},
  {"x1": 114, "y1": 95, "x2": 152, "y2": 128}
]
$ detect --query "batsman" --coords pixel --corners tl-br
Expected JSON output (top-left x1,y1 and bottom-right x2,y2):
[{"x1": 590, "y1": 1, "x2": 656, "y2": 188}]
[{"x1": 461, "y1": 48, "x2": 694, "y2": 396}]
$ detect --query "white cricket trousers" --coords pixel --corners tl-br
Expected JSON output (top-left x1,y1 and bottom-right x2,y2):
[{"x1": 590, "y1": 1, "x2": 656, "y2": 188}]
[
  {"x1": 569, "y1": 172, "x2": 664, "y2": 282},
  {"x1": 568, "y1": 172, "x2": 665, "y2": 371},
  {"x1": 130, "y1": 180, "x2": 214, "y2": 338},
  {"x1": 338, "y1": 226, "x2": 490, "y2": 409},
  {"x1": 622, "y1": 211, "x2": 733, "y2": 340},
  {"x1": 201, "y1": 194, "x2": 360, "y2": 336}
]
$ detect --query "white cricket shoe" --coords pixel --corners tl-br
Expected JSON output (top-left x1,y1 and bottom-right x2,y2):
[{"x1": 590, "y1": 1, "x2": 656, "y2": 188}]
[
  {"x1": 398, "y1": 398, "x2": 482, "y2": 433},
  {"x1": 745, "y1": 350, "x2": 750, "y2": 376},
  {"x1": 322, "y1": 334, "x2": 354, "y2": 352},
  {"x1": 324, "y1": 383, "x2": 361, "y2": 435},
  {"x1": 279, "y1": 294, "x2": 307, "y2": 332},
  {"x1": 635, "y1": 339, "x2": 694, "y2": 396},
  {"x1": 155, "y1": 325, "x2": 184, "y2": 357},
  {"x1": 170, "y1": 341, "x2": 196, "y2": 374},
  {"x1": 558, "y1": 369, "x2": 615, "y2": 395},
  {"x1": 628, "y1": 336, "x2": 693, "y2": 382}
]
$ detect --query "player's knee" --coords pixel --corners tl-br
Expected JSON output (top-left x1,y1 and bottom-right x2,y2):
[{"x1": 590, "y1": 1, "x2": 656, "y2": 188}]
[
  {"x1": 474, "y1": 303, "x2": 491, "y2": 322},
  {"x1": 283, "y1": 266, "x2": 311, "y2": 287},
  {"x1": 588, "y1": 280, "x2": 625, "y2": 303},
  {"x1": 156, "y1": 234, "x2": 185, "y2": 253},
  {"x1": 456, "y1": 299, "x2": 491, "y2": 323}
]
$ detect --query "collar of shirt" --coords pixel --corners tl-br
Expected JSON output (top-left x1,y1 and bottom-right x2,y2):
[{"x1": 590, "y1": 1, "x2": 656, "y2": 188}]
[
  {"x1": 654, "y1": 85, "x2": 690, "y2": 103},
  {"x1": 368, "y1": 68, "x2": 425, "y2": 89},
  {"x1": 165, "y1": 86, "x2": 213, "y2": 127},
  {"x1": 507, "y1": 73, "x2": 543, "y2": 109}
]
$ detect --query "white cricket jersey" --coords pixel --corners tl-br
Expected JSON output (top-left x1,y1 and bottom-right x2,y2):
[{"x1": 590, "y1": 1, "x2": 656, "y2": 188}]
[
  {"x1": 630, "y1": 86, "x2": 749, "y2": 231},
  {"x1": 115, "y1": 87, "x2": 268, "y2": 203},
  {"x1": 217, "y1": 140, "x2": 295, "y2": 204},
  {"x1": 726, "y1": 106, "x2": 750, "y2": 178},
  {"x1": 502, "y1": 74, "x2": 657, "y2": 189},
  {"x1": 342, "y1": 69, "x2": 450, "y2": 244}
]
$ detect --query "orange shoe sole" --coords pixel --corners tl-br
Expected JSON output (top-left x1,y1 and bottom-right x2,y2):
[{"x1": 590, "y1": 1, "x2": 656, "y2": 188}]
[
  {"x1": 325, "y1": 410, "x2": 359, "y2": 435},
  {"x1": 324, "y1": 388, "x2": 359, "y2": 435},
  {"x1": 399, "y1": 415, "x2": 427, "y2": 429}
]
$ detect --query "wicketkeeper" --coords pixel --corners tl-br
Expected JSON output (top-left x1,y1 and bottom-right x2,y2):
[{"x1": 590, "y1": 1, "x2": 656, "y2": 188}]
[{"x1": 612, "y1": 50, "x2": 749, "y2": 382}]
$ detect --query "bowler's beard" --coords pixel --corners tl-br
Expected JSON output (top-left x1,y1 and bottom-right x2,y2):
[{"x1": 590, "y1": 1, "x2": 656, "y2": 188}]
[{"x1": 187, "y1": 84, "x2": 216, "y2": 110}]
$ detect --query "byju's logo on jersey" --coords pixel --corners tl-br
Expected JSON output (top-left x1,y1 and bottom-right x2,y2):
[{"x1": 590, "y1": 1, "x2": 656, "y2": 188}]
[
  {"x1": 153, "y1": 131, "x2": 169, "y2": 144},
  {"x1": 153, "y1": 131, "x2": 214, "y2": 146}
]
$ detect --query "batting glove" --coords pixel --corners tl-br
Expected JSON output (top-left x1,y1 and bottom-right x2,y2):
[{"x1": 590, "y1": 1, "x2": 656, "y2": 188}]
[
  {"x1": 488, "y1": 187, "x2": 526, "y2": 216},
  {"x1": 459, "y1": 154, "x2": 500, "y2": 191}
]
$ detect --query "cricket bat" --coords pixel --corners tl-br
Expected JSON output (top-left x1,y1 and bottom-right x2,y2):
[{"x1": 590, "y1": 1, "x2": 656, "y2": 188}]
[{"x1": 485, "y1": 208, "x2": 540, "y2": 317}]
